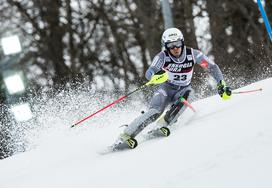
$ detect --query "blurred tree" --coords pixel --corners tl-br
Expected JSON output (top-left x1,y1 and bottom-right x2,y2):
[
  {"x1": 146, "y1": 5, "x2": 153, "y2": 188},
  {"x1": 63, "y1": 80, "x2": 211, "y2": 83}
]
[
  {"x1": 0, "y1": 0, "x2": 271, "y2": 94},
  {"x1": 267, "y1": 1, "x2": 272, "y2": 21},
  {"x1": 173, "y1": 0, "x2": 198, "y2": 48},
  {"x1": 133, "y1": 0, "x2": 163, "y2": 58},
  {"x1": 206, "y1": 0, "x2": 272, "y2": 86},
  {"x1": 0, "y1": 0, "x2": 166, "y2": 92},
  {"x1": 265, "y1": 0, "x2": 272, "y2": 43},
  {"x1": 0, "y1": 0, "x2": 206, "y2": 101}
]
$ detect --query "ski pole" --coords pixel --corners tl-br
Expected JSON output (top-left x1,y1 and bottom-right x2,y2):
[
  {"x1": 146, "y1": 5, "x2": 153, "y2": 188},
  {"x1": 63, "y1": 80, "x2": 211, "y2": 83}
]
[
  {"x1": 232, "y1": 88, "x2": 262, "y2": 95},
  {"x1": 71, "y1": 85, "x2": 146, "y2": 128},
  {"x1": 71, "y1": 72, "x2": 169, "y2": 128}
]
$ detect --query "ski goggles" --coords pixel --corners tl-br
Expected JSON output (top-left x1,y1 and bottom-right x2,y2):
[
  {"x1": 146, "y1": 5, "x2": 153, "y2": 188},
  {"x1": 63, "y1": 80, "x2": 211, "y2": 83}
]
[{"x1": 166, "y1": 40, "x2": 183, "y2": 49}]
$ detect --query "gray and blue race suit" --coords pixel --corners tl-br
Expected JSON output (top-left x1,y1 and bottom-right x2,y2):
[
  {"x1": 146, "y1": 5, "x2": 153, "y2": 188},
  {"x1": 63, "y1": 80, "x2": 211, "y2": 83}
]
[{"x1": 123, "y1": 46, "x2": 224, "y2": 137}]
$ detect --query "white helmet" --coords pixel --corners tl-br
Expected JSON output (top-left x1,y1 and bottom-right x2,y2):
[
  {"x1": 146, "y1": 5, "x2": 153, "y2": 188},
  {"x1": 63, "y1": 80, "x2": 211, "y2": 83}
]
[{"x1": 161, "y1": 28, "x2": 184, "y2": 49}]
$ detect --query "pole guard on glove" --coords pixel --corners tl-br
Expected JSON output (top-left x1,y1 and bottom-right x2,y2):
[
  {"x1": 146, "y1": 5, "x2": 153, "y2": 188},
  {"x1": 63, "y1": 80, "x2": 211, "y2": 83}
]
[
  {"x1": 217, "y1": 80, "x2": 232, "y2": 100},
  {"x1": 146, "y1": 70, "x2": 169, "y2": 86}
]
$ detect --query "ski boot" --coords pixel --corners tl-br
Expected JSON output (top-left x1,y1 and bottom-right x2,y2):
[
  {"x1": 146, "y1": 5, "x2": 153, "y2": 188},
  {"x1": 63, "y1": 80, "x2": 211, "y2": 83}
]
[
  {"x1": 164, "y1": 100, "x2": 183, "y2": 124},
  {"x1": 164, "y1": 90, "x2": 191, "y2": 124},
  {"x1": 147, "y1": 126, "x2": 171, "y2": 138},
  {"x1": 113, "y1": 133, "x2": 138, "y2": 150},
  {"x1": 159, "y1": 126, "x2": 171, "y2": 137}
]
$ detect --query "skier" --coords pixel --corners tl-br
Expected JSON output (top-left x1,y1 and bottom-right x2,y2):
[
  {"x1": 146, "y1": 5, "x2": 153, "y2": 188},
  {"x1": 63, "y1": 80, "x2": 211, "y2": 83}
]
[{"x1": 114, "y1": 28, "x2": 232, "y2": 149}]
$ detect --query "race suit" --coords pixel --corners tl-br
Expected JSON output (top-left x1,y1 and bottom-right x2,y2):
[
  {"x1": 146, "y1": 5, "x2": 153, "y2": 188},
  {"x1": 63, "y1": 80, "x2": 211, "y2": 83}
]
[{"x1": 123, "y1": 46, "x2": 224, "y2": 137}]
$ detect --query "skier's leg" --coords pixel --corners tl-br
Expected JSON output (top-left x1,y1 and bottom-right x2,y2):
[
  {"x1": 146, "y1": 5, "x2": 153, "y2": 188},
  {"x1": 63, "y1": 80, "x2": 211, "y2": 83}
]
[
  {"x1": 122, "y1": 108, "x2": 161, "y2": 137},
  {"x1": 122, "y1": 87, "x2": 169, "y2": 138},
  {"x1": 114, "y1": 107, "x2": 162, "y2": 149},
  {"x1": 163, "y1": 86, "x2": 194, "y2": 126}
]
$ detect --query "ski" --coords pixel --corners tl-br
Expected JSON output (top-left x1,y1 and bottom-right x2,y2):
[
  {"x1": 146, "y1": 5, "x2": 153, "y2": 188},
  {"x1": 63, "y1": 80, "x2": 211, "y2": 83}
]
[
  {"x1": 146, "y1": 126, "x2": 171, "y2": 138},
  {"x1": 99, "y1": 137, "x2": 138, "y2": 155},
  {"x1": 99, "y1": 125, "x2": 170, "y2": 155}
]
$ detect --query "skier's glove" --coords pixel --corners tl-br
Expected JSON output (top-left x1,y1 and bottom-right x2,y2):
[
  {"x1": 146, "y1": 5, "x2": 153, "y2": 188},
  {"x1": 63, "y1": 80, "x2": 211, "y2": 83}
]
[
  {"x1": 148, "y1": 70, "x2": 168, "y2": 85},
  {"x1": 217, "y1": 80, "x2": 232, "y2": 100},
  {"x1": 155, "y1": 70, "x2": 166, "y2": 75}
]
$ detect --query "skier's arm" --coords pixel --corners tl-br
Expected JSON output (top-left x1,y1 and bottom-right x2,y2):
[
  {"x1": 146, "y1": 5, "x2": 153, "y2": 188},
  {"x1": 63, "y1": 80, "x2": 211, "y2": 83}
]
[
  {"x1": 145, "y1": 52, "x2": 165, "y2": 80},
  {"x1": 193, "y1": 49, "x2": 232, "y2": 100},
  {"x1": 192, "y1": 49, "x2": 223, "y2": 83}
]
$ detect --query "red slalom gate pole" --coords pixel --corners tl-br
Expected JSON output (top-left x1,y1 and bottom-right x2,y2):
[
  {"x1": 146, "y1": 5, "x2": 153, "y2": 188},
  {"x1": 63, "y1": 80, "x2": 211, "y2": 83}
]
[
  {"x1": 232, "y1": 88, "x2": 262, "y2": 95},
  {"x1": 180, "y1": 98, "x2": 196, "y2": 113}
]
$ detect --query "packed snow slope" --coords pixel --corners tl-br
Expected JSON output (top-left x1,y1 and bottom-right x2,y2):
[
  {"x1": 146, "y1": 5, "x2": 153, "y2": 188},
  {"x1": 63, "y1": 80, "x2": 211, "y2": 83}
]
[{"x1": 0, "y1": 78, "x2": 272, "y2": 188}]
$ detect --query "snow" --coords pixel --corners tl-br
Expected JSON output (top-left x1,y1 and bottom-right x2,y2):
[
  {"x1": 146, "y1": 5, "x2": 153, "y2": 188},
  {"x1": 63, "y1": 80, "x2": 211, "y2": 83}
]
[{"x1": 0, "y1": 78, "x2": 272, "y2": 188}]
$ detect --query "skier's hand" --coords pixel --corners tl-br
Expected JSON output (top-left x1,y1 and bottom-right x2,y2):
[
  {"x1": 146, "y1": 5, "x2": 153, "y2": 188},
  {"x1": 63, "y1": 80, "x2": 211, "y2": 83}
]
[
  {"x1": 147, "y1": 70, "x2": 168, "y2": 85},
  {"x1": 217, "y1": 80, "x2": 232, "y2": 100},
  {"x1": 155, "y1": 70, "x2": 166, "y2": 75}
]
